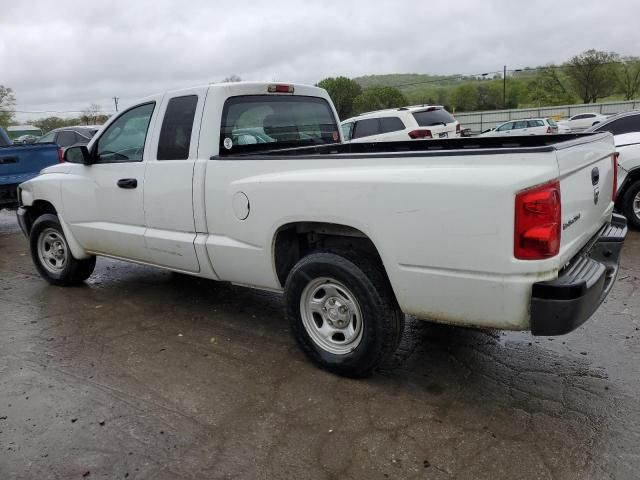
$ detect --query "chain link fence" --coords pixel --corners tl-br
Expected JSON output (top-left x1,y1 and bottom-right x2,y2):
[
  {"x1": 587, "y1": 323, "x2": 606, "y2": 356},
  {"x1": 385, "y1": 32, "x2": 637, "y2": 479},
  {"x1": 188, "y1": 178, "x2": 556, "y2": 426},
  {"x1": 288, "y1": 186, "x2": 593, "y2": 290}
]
[{"x1": 456, "y1": 100, "x2": 640, "y2": 134}]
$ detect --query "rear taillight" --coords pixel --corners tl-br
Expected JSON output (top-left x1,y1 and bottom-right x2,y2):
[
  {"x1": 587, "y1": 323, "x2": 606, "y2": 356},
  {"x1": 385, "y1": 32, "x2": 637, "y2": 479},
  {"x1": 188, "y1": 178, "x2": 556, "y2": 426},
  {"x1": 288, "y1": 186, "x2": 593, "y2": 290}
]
[
  {"x1": 612, "y1": 153, "x2": 618, "y2": 202},
  {"x1": 456, "y1": 123, "x2": 461, "y2": 134},
  {"x1": 58, "y1": 147, "x2": 64, "y2": 163},
  {"x1": 546, "y1": 126, "x2": 552, "y2": 134},
  {"x1": 514, "y1": 180, "x2": 561, "y2": 260},
  {"x1": 408, "y1": 129, "x2": 432, "y2": 139}
]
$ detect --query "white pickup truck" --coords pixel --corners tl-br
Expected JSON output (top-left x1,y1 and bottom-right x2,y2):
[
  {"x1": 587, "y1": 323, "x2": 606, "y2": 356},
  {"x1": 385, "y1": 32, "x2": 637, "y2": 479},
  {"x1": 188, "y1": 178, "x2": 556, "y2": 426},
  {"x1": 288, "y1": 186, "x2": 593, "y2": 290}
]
[{"x1": 17, "y1": 82, "x2": 627, "y2": 377}]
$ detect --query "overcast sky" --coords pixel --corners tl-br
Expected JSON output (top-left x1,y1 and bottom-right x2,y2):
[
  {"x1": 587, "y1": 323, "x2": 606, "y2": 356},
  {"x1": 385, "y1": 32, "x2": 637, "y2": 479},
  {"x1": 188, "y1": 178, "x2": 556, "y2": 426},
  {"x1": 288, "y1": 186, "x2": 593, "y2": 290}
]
[{"x1": 2, "y1": 0, "x2": 640, "y2": 121}]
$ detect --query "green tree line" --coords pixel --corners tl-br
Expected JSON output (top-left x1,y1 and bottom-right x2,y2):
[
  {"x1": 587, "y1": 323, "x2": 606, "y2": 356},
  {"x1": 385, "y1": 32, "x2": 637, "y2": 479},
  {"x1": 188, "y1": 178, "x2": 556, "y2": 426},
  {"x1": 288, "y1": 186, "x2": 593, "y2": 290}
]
[{"x1": 319, "y1": 50, "x2": 640, "y2": 119}]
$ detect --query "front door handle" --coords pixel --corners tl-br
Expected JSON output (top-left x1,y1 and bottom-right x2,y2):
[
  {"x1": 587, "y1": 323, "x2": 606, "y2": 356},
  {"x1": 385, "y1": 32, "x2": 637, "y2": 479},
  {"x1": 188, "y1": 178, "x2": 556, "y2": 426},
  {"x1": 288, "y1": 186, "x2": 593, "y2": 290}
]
[{"x1": 117, "y1": 178, "x2": 138, "y2": 189}]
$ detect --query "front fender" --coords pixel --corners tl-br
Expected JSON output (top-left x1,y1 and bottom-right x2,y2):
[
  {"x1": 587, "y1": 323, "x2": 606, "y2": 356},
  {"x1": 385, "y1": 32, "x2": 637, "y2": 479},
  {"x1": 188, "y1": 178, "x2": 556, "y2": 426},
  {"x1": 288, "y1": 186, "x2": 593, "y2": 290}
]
[{"x1": 19, "y1": 176, "x2": 91, "y2": 260}]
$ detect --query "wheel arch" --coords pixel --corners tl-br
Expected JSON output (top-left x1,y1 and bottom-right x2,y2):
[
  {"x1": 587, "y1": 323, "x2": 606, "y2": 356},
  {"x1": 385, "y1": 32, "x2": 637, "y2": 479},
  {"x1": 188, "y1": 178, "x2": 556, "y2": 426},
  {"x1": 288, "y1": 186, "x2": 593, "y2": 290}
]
[
  {"x1": 20, "y1": 199, "x2": 58, "y2": 235},
  {"x1": 23, "y1": 199, "x2": 90, "y2": 260},
  {"x1": 616, "y1": 165, "x2": 640, "y2": 209},
  {"x1": 271, "y1": 221, "x2": 395, "y2": 296}
]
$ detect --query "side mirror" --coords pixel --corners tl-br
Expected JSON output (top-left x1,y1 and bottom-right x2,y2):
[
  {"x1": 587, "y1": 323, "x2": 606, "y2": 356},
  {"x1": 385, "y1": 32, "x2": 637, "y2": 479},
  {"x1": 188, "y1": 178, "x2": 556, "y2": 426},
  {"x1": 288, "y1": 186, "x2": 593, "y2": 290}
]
[{"x1": 64, "y1": 145, "x2": 92, "y2": 165}]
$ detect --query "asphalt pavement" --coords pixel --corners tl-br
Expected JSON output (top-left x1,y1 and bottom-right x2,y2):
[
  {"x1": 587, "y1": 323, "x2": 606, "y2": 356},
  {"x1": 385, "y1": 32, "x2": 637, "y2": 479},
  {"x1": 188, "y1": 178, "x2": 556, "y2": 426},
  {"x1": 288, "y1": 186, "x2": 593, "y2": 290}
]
[{"x1": 1, "y1": 210, "x2": 639, "y2": 479}]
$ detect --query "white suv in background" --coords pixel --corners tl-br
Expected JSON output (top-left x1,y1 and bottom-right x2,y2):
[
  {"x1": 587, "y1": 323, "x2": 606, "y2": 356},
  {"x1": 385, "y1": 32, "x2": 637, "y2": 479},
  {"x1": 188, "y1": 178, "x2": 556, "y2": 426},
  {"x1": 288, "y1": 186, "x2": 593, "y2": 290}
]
[
  {"x1": 341, "y1": 106, "x2": 460, "y2": 143},
  {"x1": 481, "y1": 118, "x2": 559, "y2": 137}
]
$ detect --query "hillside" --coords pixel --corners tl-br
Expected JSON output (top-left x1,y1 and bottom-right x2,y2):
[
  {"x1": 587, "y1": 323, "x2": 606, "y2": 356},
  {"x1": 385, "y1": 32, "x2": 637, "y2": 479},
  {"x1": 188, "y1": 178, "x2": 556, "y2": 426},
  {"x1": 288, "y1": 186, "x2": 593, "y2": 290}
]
[{"x1": 352, "y1": 72, "x2": 507, "y2": 105}]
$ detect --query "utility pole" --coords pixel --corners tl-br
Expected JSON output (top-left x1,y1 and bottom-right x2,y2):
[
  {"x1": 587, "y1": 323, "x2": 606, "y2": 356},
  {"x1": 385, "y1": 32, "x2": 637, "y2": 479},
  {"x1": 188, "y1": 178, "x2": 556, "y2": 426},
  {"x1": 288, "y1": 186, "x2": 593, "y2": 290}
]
[
  {"x1": 113, "y1": 97, "x2": 119, "y2": 112},
  {"x1": 503, "y1": 65, "x2": 507, "y2": 109}
]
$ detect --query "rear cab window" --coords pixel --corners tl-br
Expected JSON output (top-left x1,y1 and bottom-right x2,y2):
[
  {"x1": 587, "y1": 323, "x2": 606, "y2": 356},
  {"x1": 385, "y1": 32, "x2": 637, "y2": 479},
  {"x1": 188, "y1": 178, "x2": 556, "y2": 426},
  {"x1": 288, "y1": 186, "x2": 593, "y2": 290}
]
[
  {"x1": 219, "y1": 95, "x2": 339, "y2": 155},
  {"x1": 412, "y1": 108, "x2": 455, "y2": 127}
]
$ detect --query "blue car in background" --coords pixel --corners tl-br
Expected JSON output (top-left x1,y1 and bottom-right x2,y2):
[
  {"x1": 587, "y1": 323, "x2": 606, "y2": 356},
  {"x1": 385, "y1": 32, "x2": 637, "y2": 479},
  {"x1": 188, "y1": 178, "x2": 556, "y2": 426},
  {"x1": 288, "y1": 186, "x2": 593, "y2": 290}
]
[{"x1": 0, "y1": 126, "x2": 61, "y2": 210}]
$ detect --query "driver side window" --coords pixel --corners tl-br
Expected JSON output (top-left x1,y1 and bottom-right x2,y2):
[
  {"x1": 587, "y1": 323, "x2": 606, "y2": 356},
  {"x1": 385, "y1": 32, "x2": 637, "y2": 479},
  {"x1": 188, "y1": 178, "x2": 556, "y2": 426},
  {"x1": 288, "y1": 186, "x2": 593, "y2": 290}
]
[{"x1": 95, "y1": 102, "x2": 155, "y2": 163}]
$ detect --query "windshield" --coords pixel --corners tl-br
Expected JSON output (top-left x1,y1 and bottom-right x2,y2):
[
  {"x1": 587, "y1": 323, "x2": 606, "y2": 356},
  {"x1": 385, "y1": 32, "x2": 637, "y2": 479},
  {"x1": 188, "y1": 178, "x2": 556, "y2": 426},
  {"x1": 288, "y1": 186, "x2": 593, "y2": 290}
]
[
  {"x1": 412, "y1": 108, "x2": 455, "y2": 127},
  {"x1": 219, "y1": 95, "x2": 339, "y2": 155}
]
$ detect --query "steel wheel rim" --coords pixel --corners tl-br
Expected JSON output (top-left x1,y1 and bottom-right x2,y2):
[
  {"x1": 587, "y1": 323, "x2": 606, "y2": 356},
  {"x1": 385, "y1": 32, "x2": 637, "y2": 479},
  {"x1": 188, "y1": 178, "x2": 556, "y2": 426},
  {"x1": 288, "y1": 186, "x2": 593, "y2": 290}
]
[
  {"x1": 300, "y1": 277, "x2": 364, "y2": 355},
  {"x1": 37, "y1": 227, "x2": 68, "y2": 274},
  {"x1": 634, "y1": 191, "x2": 640, "y2": 219}
]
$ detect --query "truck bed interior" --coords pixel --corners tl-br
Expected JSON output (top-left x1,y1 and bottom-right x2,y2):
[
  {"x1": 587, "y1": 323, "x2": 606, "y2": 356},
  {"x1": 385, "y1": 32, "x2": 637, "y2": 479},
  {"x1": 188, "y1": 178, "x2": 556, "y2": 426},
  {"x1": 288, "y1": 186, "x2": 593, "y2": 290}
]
[{"x1": 215, "y1": 132, "x2": 609, "y2": 159}]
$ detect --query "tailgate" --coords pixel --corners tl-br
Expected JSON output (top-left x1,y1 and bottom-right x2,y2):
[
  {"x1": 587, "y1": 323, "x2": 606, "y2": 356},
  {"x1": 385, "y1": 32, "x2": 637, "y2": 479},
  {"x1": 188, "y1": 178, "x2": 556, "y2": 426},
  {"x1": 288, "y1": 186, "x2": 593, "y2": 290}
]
[
  {"x1": 555, "y1": 133, "x2": 616, "y2": 264},
  {"x1": 0, "y1": 143, "x2": 59, "y2": 186}
]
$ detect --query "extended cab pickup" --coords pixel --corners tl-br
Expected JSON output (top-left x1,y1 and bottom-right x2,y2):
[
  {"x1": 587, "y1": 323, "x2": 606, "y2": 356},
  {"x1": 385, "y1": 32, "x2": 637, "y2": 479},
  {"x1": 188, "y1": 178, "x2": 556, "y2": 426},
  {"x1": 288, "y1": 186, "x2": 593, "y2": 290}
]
[
  {"x1": 17, "y1": 82, "x2": 627, "y2": 376},
  {"x1": 0, "y1": 126, "x2": 61, "y2": 209}
]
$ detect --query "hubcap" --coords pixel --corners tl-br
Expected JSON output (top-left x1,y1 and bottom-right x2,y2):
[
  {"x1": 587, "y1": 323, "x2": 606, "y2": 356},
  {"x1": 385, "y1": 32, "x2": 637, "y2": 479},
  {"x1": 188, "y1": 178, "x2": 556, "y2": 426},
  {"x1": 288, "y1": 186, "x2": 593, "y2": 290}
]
[
  {"x1": 634, "y1": 191, "x2": 640, "y2": 220},
  {"x1": 300, "y1": 277, "x2": 363, "y2": 355},
  {"x1": 37, "y1": 228, "x2": 68, "y2": 274}
]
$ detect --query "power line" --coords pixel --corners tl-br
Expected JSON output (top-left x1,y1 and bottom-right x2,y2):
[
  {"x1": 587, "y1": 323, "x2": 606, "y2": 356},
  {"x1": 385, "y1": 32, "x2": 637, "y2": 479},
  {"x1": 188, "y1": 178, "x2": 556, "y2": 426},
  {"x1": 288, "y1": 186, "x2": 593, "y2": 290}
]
[{"x1": 0, "y1": 109, "x2": 115, "y2": 114}]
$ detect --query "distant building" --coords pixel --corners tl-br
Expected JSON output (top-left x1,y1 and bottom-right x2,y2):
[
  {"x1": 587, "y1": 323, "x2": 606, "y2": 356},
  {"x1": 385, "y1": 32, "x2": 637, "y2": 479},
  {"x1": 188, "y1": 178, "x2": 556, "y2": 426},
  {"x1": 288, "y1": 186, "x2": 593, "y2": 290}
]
[{"x1": 7, "y1": 125, "x2": 43, "y2": 139}]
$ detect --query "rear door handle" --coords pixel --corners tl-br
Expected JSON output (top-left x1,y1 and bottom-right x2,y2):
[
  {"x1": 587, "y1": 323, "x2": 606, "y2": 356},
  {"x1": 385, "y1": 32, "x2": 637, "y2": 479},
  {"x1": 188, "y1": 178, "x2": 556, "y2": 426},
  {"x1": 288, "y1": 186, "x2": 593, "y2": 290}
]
[
  {"x1": 117, "y1": 178, "x2": 138, "y2": 189},
  {"x1": 0, "y1": 156, "x2": 18, "y2": 164}
]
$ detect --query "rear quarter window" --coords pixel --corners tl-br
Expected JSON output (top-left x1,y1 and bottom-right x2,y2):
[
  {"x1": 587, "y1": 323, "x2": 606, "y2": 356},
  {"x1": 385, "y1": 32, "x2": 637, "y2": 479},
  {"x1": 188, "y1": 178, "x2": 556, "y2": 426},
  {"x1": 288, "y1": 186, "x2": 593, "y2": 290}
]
[
  {"x1": 341, "y1": 122, "x2": 354, "y2": 141},
  {"x1": 158, "y1": 95, "x2": 198, "y2": 160},
  {"x1": 380, "y1": 117, "x2": 405, "y2": 133},
  {"x1": 352, "y1": 119, "x2": 380, "y2": 139},
  {"x1": 56, "y1": 130, "x2": 78, "y2": 147}
]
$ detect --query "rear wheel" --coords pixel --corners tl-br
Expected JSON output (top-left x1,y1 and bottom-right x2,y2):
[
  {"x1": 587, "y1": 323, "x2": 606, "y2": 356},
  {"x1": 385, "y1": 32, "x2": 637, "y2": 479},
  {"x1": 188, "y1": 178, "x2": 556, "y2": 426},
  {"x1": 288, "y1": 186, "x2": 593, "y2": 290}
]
[
  {"x1": 30, "y1": 214, "x2": 96, "y2": 285},
  {"x1": 284, "y1": 252, "x2": 404, "y2": 377},
  {"x1": 621, "y1": 179, "x2": 640, "y2": 229}
]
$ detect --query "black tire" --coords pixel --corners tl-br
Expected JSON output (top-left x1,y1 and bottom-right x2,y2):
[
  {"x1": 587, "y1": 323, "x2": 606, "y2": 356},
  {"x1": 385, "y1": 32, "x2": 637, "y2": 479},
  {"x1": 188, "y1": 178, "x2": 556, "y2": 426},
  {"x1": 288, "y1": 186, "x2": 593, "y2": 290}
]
[
  {"x1": 284, "y1": 252, "x2": 404, "y2": 378},
  {"x1": 29, "y1": 213, "x2": 96, "y2": 286},
  {"x1": 621, "y1": 179, "x2": 640, "y2": 230}
]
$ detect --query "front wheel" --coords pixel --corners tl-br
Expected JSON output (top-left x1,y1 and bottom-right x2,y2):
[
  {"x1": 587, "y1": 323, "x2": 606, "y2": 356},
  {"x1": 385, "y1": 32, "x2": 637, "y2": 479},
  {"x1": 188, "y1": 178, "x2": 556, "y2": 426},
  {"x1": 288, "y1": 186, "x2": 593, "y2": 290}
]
[
  {"x1": 29, "y1": 214, "x2": 96, "y2": 286},
  {"x1": 284, "y1": 252, "x2": 404, "y2": 377},
  {"x1": 621, "y1": 179, "x2": 640, "y2": 229}
]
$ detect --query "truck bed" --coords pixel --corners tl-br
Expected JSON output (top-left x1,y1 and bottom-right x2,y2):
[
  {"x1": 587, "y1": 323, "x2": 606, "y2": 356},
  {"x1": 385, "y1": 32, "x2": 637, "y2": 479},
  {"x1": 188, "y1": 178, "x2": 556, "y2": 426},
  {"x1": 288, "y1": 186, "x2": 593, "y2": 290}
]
[{"x1": 212, "y1": 133, "x2": 608, "y2": 159}]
